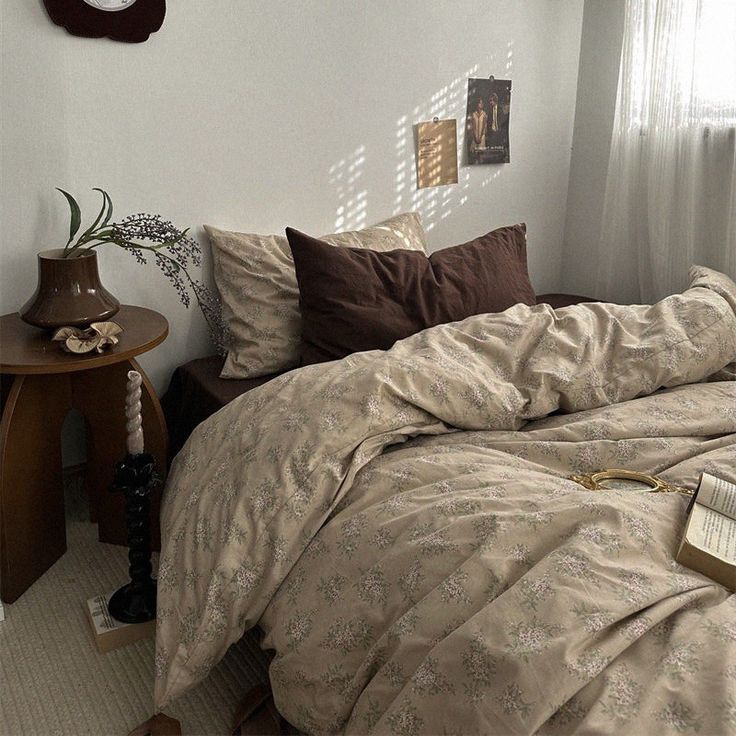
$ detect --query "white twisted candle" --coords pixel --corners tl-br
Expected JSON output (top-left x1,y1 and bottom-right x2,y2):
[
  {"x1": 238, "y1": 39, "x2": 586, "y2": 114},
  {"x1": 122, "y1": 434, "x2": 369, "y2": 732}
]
[{"x1": 125, "y1": 370, "x2": 145, "y2": 456}]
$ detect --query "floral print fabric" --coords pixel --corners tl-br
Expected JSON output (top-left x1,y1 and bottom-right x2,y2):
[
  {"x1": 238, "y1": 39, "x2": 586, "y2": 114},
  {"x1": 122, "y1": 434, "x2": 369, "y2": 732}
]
[
  {"x1": 263, "y1": 381, "x2": 736, "y2": 734},
  {"x1": 155, "y1": 267, "x2": 736, "y2": 734}
]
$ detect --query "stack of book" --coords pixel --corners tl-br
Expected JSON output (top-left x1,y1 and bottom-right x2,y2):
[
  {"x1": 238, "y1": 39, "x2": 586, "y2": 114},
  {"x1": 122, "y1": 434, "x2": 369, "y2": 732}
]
[{"x1": 86, "y1": 592, "x2": 155, "y2": 653}]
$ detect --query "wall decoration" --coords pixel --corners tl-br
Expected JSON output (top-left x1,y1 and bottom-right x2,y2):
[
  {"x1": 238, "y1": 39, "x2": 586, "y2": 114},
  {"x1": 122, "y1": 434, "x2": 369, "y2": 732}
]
[
  {"x1": 42, "y1": 0, "x2": 165, "y2": 43},
  {"x1": 465, "y1": 77, "x2": 512, "y2": 164},
  {"x1": 415, "y1": 118, "x2": 459, "y2": 189}
]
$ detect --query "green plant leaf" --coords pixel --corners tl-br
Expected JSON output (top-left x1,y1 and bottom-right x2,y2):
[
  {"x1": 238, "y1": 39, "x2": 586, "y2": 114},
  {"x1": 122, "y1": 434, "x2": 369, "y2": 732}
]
[
  {"x1": 56, "y1": 188, "x2": 82, "y2": 246},
  {"x1": 79, "y1": 188, "x2": 109, "y2": 242},
  {"x1": 95, "y1": 187, "x2": 113, "y2": 228}
]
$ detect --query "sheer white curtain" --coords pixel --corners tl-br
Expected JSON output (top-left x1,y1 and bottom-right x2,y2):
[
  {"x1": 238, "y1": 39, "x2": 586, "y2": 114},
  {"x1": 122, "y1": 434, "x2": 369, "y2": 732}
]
[{"x1": 597, "y1": 0, "x2": 736, "y2": 303}]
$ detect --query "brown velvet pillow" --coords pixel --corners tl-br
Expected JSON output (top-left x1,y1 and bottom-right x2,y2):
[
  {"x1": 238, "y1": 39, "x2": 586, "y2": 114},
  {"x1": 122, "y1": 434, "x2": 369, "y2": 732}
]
[{"x1": 286, "y1": 223, "x2": 536, "y2": 365}]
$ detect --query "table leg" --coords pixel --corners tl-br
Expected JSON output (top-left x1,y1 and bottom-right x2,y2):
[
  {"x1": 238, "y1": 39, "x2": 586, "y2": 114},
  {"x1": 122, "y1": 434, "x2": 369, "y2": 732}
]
[
  {"x1": 72, "y1": 359, "x2": 167, "y2": 549},
  {"x1": 0, "y1": 374, "x2": 71, "y2": 603}
]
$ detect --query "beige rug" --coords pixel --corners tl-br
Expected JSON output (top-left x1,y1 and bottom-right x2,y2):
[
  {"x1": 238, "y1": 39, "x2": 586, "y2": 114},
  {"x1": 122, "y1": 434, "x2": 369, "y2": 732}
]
[{"x1": 0, "y1": 514, "x2": 270, "y2": 735}]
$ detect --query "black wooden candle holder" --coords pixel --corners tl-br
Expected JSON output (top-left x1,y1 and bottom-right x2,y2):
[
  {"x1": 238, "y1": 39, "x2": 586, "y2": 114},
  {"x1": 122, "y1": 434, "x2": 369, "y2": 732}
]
[{"x1": 108, "y1": 452, "x2": 158, "y2": 624}]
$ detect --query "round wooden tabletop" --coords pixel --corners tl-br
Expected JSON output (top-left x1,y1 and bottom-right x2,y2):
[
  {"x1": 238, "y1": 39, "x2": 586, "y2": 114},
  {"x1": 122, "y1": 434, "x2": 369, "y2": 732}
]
[{"x1": 0, "y1": 305, "x2": 168, "y2": 375}]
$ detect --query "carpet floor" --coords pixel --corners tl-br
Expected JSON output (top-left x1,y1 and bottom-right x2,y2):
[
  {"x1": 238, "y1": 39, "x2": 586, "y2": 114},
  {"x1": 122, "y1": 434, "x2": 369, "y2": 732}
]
[{"x1": 0, "y1": 497, "x2": 270, "y2": 735}]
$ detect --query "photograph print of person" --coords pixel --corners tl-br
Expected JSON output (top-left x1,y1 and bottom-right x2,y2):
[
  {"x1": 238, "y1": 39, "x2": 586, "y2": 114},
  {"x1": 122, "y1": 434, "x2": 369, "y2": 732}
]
[{"x1": 466, "y1": 77, "x2": 511, "y2": 164}]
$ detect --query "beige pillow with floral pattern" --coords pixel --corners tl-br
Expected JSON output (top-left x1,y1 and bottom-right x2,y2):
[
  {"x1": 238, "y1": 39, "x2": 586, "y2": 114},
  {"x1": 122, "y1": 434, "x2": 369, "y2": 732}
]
[{"x1": 206, "y1": 212, "x2": 428, "y2": 379}]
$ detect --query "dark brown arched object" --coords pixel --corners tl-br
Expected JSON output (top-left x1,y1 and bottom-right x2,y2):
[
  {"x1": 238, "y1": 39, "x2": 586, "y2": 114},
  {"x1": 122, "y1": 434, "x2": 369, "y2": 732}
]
[{"x1": 42, "y1": 0, "x2": 166, "y2": 43}]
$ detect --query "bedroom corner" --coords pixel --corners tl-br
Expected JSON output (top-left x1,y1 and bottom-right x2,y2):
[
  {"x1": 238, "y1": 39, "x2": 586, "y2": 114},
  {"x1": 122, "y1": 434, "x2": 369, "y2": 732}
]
[{"x1": 2, "y1": 1, "x2": 735, "y2": 735}]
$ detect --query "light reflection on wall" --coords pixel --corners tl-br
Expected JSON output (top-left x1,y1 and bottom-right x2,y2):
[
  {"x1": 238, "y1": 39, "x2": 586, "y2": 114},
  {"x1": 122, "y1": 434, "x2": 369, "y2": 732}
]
[
  {"x1": 329, "y1": 145, "x2": 367, "y2": 231},
  {"x1": 328, "y1": 41, "x2": 515, "y2": 238}
]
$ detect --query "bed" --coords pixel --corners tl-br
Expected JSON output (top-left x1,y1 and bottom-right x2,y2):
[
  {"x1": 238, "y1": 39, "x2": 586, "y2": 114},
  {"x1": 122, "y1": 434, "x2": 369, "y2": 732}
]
[{"x1": 154, "y1": 267, "x2": 736, "y2": 734}]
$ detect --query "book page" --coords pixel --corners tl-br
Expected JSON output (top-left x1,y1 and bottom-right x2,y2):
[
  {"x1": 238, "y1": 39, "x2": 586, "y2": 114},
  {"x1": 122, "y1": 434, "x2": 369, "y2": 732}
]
[
  {"x1": 686, "y1": 503, "x2": 736, "y2": 563},
  {"x1": 697, "y1": 473, "x2": 736, "y2": 520}
]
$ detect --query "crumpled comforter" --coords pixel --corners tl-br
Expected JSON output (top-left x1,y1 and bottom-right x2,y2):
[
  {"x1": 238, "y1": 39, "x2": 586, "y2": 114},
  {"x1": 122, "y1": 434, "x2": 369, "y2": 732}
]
[{"x1": 155, "y1": 267, "x2": 736, "y2": 734}]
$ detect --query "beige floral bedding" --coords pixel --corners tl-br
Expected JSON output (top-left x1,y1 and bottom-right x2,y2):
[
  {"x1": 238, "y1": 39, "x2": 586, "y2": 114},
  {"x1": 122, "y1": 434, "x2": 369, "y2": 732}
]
[{"x1": 155, "y1": 267, "x2": 736, "y2": 734}]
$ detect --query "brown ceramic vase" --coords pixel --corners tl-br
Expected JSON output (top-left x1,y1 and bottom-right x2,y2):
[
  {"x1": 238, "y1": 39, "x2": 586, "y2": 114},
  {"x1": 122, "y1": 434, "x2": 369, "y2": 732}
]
[{"x1": 20, "y1": 248, "x2": 120, "y2": 329}]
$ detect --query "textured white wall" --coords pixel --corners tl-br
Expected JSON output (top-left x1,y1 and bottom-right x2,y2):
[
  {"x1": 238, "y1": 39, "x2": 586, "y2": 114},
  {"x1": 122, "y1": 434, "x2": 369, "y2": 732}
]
[
  {"x1": 562, "y1": 0, "x2": 626, "y2": 298},
  {"x1": 1, "y1": 0, "x2": 584, "y2": 396}
]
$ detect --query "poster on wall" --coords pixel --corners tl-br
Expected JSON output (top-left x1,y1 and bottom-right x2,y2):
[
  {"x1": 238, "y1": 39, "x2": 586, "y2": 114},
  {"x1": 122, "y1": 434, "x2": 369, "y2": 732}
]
[
  {"x1": 415, "y1": 118, "x2": 459, "y2": 189},
  {"x1": 465, "y1": 77, "x2": 512, "y2": 164}
]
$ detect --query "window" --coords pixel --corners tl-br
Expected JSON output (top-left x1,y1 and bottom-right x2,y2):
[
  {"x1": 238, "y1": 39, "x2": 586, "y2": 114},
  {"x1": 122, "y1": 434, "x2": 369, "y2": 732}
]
[{"x1": 627, "y1": 0, "x2": 736, "y2": 128}]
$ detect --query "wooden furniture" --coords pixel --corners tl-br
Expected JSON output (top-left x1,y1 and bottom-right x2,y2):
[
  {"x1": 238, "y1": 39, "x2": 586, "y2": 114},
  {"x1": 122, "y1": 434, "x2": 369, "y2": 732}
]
[{"x1": 0, "y1": 305, "x2": 168, "y2": 603}]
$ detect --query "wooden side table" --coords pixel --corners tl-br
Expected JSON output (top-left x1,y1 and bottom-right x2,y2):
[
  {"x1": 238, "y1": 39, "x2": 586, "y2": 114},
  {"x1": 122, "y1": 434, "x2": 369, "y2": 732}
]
[{"x1": 0, "y1": 305, "x2": 169, "y2": 603}]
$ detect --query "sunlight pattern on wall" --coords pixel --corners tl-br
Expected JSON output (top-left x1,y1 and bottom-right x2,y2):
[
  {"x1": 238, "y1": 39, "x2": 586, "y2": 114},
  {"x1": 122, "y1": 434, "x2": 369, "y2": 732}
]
[
  {"x1": 329, "y1": 146, "x2": 367, "y2": 231},
  {"x1": 327, "y1": 42, "x2": 515, "y2": 238},
  {"x1": 392, "y1": 65, "x2": 479, "y2": 233},
  {"x1": 393, "y1": 43, "x2": 514, "y2": 236}
]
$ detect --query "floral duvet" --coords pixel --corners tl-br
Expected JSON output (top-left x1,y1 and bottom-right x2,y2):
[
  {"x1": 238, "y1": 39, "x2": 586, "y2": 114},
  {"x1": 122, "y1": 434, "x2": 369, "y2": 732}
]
[{"x1": 155, "y1": 267, "x2": 736, "y2": 734}]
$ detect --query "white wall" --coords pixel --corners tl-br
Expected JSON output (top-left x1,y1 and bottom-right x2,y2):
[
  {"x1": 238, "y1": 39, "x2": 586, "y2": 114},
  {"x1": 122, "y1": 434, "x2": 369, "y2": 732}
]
[
  {"x1": 2, "y1": 0, "x2": 584, "y2": 396},
  {"x1": 562, "y1": 0, "x2": 626, "y2": 297}
]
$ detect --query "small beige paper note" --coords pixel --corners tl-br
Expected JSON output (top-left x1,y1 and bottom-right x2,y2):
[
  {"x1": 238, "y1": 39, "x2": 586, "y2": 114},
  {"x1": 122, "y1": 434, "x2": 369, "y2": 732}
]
[{"x1": 416, "y1": 119, "x2": 459, "y2": 189}]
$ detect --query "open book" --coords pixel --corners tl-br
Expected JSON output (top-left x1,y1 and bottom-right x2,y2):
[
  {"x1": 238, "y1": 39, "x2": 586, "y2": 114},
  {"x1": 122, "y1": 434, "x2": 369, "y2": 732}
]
[{"x1": 676, "y1": 473, "x2": 736, "y2": 592}]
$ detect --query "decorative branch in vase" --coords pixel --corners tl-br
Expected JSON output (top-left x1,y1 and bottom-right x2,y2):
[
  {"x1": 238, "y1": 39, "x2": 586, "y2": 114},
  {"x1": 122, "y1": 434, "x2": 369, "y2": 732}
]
[{"x1": 21, "y1": 187, "x2": 225, "y2": 352}]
